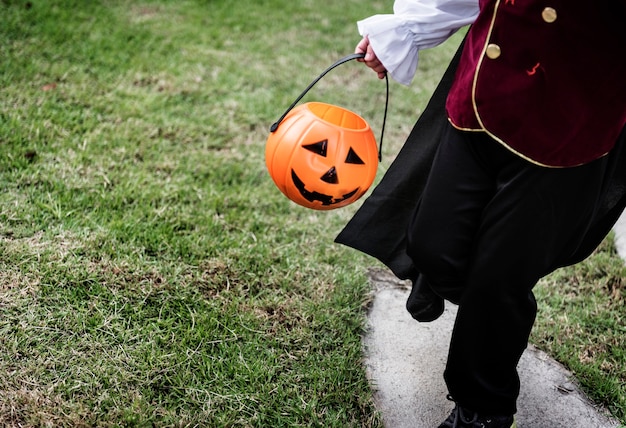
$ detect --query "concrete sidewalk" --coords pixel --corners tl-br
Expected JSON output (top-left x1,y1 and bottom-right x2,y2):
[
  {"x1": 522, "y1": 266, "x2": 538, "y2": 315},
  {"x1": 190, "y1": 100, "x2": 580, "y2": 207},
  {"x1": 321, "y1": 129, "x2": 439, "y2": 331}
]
[
  {"x1": 363, "y1": 268, "x2": 622, "y2": 428},
  {"x1": 614, "y1": 213, "x2": 626, "y2": 260}
]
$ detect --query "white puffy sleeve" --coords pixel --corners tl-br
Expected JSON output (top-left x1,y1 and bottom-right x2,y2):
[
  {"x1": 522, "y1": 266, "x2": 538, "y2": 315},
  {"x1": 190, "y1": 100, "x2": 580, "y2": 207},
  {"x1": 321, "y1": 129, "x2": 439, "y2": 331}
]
[{"x1": 358, "y1": 0, "x2": 479, "y2": 85}]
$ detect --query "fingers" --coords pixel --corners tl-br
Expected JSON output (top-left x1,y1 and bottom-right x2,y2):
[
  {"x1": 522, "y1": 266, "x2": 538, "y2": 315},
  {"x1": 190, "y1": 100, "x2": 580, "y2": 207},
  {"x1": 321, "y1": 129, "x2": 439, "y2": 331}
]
[
  {"x1": 355, "y1": 36, "x2": 369, "y2": 57},
  {"x1": 354, "y1": 36, "x2": 387, "y2": 79}
]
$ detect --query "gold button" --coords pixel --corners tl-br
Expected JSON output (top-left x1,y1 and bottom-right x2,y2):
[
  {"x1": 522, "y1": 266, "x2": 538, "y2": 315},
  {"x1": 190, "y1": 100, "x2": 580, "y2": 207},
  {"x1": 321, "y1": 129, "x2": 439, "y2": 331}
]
[
  {"x1": 542, "y1": 7, "x2": 557, "y2": 23},
  {"x1": 486, "y1": 43, "x2": 501, "y2": 59}
]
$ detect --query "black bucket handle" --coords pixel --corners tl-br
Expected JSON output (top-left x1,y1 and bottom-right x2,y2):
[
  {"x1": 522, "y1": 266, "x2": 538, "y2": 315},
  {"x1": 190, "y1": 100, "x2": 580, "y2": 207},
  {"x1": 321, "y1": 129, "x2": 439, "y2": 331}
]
[{"x1": 269, "y1": 53, "x2": 389, "y2": 162}]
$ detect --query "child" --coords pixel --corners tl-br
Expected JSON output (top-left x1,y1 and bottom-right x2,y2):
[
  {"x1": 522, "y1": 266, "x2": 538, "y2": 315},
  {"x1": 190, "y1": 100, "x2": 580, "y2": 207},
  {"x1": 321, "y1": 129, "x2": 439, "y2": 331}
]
[{"x1": 336, "y1": 1, "x2": 626, "y2": 426}]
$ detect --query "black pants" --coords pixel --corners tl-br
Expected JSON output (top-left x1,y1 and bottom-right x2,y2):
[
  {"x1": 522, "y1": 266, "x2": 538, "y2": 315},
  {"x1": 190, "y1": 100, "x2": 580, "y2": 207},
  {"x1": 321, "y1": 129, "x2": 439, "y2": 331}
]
[{"x1": 406, "y1": 125, "x2": 611, "y2": 415}]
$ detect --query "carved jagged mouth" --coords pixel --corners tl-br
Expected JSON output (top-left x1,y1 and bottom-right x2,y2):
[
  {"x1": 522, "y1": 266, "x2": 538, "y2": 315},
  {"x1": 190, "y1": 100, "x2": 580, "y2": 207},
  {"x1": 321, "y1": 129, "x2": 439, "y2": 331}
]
[{"x1": 291, "y1": 170, "x2": 359, "y2": 206}]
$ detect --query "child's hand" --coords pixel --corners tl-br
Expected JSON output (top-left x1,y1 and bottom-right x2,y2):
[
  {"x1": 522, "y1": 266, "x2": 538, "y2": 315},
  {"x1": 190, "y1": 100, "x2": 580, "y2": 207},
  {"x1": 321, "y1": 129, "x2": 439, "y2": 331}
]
[{"x1": 355, "y1": 36, "x2": 387, "y2": 79}]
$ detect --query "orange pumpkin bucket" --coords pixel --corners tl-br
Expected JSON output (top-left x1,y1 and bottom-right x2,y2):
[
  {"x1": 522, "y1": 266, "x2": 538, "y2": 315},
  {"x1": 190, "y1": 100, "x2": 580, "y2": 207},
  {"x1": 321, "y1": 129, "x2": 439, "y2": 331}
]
[
  {"x1": 266, "y1": 102, "x2": 378, "y2": 210},
  {"x1": 266, "y1": 53, "x2": 388, "y2": 210}
]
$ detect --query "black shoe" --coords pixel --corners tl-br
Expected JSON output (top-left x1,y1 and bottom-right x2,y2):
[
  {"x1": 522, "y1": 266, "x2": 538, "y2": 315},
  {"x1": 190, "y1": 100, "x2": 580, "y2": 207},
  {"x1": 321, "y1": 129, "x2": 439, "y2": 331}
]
[
  {"x1": 438, "y1": 400, "x2": 516, "y2": 428},
  {"x1": 406, "y1": 275, "x2": 444, "y2": 322}
]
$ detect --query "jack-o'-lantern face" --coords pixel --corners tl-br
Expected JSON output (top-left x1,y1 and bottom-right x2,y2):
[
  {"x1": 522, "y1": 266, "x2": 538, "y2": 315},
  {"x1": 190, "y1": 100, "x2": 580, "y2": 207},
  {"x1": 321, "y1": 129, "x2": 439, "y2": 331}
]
[
  {"x1": 266, "y1": 102, "x2": 378, "y2": 210},
  {"x1": 291, "y1": 139, "x2": 365, "y2": 207}
]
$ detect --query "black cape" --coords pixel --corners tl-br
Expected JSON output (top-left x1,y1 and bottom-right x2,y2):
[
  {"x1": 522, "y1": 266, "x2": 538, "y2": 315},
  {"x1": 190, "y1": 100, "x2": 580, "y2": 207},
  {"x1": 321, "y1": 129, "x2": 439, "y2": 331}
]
[{"x1": 335, "y1": 44, "x2": 626, "y2": 281}]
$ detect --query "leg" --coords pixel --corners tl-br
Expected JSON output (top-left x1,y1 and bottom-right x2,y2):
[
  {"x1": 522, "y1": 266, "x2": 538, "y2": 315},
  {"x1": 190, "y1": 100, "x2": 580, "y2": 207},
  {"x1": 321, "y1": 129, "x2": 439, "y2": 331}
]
[
  {"x1": 406, "y1": 126, "x2": 610, "y2": 415},
  {"x1": 406, "y1": 126, "x2": 497, "y2": 305},
  {"x1": 444, "y1": 146, "x2": 608, "y2": 415}
]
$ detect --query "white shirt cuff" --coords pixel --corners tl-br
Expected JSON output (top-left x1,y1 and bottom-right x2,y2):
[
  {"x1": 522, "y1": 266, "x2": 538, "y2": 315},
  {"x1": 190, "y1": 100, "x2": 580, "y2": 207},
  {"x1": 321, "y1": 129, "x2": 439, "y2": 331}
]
[{"x1": 357, "y1": 1, "x2": 479, "y2": 85}]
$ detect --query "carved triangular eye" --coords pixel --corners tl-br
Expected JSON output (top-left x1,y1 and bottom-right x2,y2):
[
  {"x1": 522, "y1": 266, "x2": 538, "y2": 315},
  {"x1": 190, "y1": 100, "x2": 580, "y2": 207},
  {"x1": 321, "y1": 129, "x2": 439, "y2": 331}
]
[
  {"x1": 303, "y1": 140, "x2": 328, "y2": 157},
  {"x1": 320, "y1": 167, "x2": 338, "y2": 184},
  {"x1": 345, "y1": 147, "x2": 364, "y2": 164}
]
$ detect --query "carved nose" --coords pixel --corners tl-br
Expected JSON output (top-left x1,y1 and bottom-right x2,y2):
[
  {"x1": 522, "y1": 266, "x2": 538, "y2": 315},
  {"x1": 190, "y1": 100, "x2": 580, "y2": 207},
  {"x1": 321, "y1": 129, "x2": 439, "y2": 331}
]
[{"x1": 321, "y1": 167, "x2": 338, "y2": 184}]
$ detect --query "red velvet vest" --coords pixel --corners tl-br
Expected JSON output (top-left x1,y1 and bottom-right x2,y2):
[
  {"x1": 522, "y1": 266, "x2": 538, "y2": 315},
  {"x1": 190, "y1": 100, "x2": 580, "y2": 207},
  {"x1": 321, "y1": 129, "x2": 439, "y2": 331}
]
[{"x1": 446, "y1": 0, "x2": 626, "y2": 167}]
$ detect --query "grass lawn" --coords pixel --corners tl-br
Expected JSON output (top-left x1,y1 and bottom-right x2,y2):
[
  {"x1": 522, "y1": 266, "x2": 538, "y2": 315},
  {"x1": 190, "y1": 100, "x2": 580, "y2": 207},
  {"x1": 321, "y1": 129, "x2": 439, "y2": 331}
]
[{"x1": 1, "y1": 0, "x2": 625, "y2": 426}]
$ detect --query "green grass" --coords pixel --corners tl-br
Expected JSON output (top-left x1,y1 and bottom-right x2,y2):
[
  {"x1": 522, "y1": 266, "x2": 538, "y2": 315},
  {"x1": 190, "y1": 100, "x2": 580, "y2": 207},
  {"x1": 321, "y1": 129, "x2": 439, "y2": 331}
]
[{"x1": 1, "y1": 0, "x2": 625, "y2": 426}]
